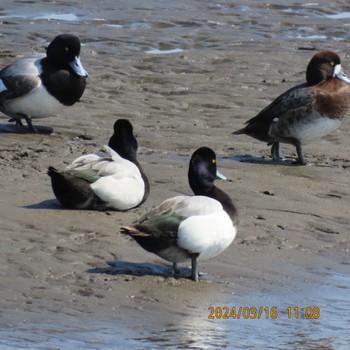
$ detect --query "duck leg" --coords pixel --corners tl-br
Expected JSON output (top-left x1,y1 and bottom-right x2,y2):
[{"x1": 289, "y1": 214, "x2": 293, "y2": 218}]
[
  {"x1": 191, "y1": 255, "x2": 199, "y2": 282},
  {"x1": 270, "y1": 142, "x2": 281, "y2": 162},
  {"x1": 13, "y1": 118, "x2": 24, "y2": 127},
  {"x1": 293, "y1": 143, "x2": 306, "y2": 166},
  {"x1": 173, "y1": 262, "x2": 180, "y2": 275},
  {"x1": 3, "y1": 107, "x2": 37, "y2": 132},
  {"x1": 23, "y1": 115, "x2": 37, "y2": 132}
]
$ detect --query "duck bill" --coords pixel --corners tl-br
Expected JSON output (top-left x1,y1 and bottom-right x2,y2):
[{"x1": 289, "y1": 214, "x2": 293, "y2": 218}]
[
  {"x1": 216, "y1": 169, "x2": 227, "y2": 180},
  {"x1": 334, "y1": 64, "x2": 350, "y2": 83},
  {"x1": 69, "y1": 56, "x2": 88, "y2": 77}
]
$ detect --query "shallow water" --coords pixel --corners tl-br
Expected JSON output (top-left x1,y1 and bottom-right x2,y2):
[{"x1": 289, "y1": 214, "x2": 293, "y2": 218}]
[
  {"x1": 1, "y1": 0, "x2": 350, "y2": 349},
  {"x1": 1, "y1": 273, "x2": 349, "y2": 349},
  {"x1": 2, "y1": 0, "x2": 350, "y2": 51},
  {"x1": 0, "y1": 265, "x2": 349, "y2": 349}
]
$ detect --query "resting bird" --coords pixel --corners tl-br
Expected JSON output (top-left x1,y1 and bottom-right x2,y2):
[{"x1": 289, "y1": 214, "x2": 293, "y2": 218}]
[
  {"x1": 121, "y1": 147, "x2": 238, "y2": 281},
  {"x1": 48, "y1": 119, "x2": 149, "y2": 210},
  {"x1": 233, "y1": 50, "x2": 350, "y2": 165},
  {"x1": 0, "y1": 34, "x2": 88, "y2": 132}
]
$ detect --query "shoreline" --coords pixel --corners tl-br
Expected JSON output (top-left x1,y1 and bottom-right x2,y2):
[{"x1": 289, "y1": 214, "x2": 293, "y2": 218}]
[{"x1": 0, "y1": 1, "x2": 349, "y2": 347}]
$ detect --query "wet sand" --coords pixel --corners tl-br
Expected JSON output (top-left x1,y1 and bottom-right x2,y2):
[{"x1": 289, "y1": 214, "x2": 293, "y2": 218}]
[{"x1": 0, "y1": 1, "x2": 349, "y2": 348}]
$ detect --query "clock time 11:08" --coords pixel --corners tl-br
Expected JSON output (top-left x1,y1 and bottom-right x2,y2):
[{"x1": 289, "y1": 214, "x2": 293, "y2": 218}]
[{"x1": 286, "y1": 306, "x2": 320, "y2": 319}]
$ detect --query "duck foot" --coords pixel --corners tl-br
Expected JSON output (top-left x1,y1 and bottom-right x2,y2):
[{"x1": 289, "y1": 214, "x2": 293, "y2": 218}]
[
  {"x1": 190, "y1": 255, "x2": 199, "y2": 282},
  {"x1": 269, "y1": 142, "x2": 282, "y2": 162},
  {"x1": 172, "y1": 262, "x2": 181, "y2": 276},
  {"x1": 293, "y1": 144, "x2": 307, "y2": 166},
  {"x1": 7, "y1": 112, "x2": 38, "y2": 133}
]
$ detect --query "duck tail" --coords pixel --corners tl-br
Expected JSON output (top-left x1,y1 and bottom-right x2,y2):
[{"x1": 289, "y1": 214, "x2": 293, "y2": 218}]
[
  {"x1": 47, "y1": 166, "x2": 98, "y2": 210},
  {"x1": 232, "y1": 127, "x2": 246, "y2": 135},
  {"x1": 47, "y1": 166, "x2": 59, "y2": 177},
  {"x1": 120, "y1": 225, "x2": 146, "y2": 237}
]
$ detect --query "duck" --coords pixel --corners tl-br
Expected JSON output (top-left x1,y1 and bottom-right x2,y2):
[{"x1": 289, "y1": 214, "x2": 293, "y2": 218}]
[
  {"x1": 233, "y1": 50, "x2": 350, "y2": 165},
  {"x1": 48, "y1": 119, "x2": 149, "y2": 210},
  {"x1": 121, "y1": 147, "x2": 238, "y2": 281},
  {"x1": 0, "y1": 34, "x2": 88, "y2": 132}
]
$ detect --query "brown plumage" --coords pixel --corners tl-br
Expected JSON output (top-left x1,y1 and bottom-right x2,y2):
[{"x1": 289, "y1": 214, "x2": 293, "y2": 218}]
[{"x1": 233, "y1": 50, "x2": 350, "y2": 165}]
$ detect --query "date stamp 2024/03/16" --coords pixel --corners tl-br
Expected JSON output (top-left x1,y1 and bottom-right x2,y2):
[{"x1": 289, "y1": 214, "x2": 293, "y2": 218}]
[{"x1": 208, "y1": 306, "x2": 320, "y2": 320}]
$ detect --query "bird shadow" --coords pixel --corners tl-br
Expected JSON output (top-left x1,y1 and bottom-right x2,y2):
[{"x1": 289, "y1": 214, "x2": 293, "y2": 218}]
[
  {"x1": 87, "y1": 260, "x2": 191, "y2": 278},
  {"x1": 0, "y1": 123, "x2": 53, "y2": 135},
  {"x1": 222, "y1": 154, "x2": 295, "y2": 166},
  {"x1": 22, "y1": 199, "x2": 64, "y2": 210}
]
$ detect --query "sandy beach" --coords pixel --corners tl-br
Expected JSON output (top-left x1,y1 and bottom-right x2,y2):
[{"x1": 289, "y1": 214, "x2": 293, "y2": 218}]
[{"x1": 0, "y1": 1, "x2": 349, "y2": 348}]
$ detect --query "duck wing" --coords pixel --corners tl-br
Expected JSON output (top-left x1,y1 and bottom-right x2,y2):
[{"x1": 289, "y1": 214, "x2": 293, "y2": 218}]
[
  {"x1": 0, "y1": 58, "x2": 41, "y2": 101},
  {"x1": 234, "y1": 82, "x2": 314, "y2": 141},
  {"x1": 129, "y1": 195, "x2": 223, "y2": 236}
]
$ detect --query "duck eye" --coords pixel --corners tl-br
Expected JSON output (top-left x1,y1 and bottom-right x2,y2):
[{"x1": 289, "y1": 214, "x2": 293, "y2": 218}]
[
  {"x1": 212, "y1": 159, "x2": 216, "y2": 164},
  {"x1": 64, "y1": 47, "x2": 70, "y2": 52},
  {"x1": 329, "y1": 60, "x2": 335, "y2": 66}
]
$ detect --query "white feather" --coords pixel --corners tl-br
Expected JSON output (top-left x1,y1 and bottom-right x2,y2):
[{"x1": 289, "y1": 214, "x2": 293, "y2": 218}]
[
  {"x1": 1, "y1": 57, "x2": 63, "y2": 119},
  {"x1": 270, "y1": 117, "x2": 342, "y2": 143},
  {"x1": 295, "y1": 118, "x2": 341, "y2": 143},
  {"x1": 67, "y1": 145, "x2": 145, "y2": 210},
  {"x1": 3, "y1": 84, "x2": 62, "y2": 119},
  {"x1": 91, "y1": 173, "x2": 144, "y2": 210},
  {"x1": 153, "y1": 196, "x2": 236, "y2": 261},
  {"x1": 334, "y1": 64, "x2": 341, "y2": 76},
  {"x1": 162, "y1": 195, "x2": 225, "y2": 217},
  {"x1": 178, "y1": 210, "x2": 236, "y2": 260},
  {"x1": 67, "y1": 154, "x2": 102, "y2": 170}
]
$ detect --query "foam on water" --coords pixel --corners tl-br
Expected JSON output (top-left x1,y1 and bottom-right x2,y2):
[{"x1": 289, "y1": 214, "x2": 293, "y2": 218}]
[
  {"x1": 1, "y1": 2, "x2": 350, "y2": 49},
  {"x1": 327, "y1": 12, "x2": 350, "y2": 19},
  {"x1": 34, "y1": 13, "x2": 80, "y2": 21},
  {"x1": 0, "y1": 12, "x2": 80, "y2": 21},
  {"x1": 146, "y1": 48, "x2": 184, "y2": 55}
]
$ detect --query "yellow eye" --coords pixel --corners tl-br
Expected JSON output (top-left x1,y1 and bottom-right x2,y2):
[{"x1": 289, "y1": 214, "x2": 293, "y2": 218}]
[
  {"x1": 64, "y1": 47, "x2": 69, "y2": 52},
  {"x1": 212, "y1": 159, "x2": 216, "y2": 164},
  {"x1": 329, "y1": 60, "x2": 335, "y2": 66}
]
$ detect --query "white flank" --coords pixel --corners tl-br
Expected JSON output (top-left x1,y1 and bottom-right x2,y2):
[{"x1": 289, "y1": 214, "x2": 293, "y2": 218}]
[
  {"x1": 91, "y1": 173, "x2": 144, "y2": 210},
  {"x1": 269, "y1": 116, "x2": 342, "y2": 143},
  {"x1": 295, "y1": 118, "x2": 341, "y2": 143},
  {"x1": 177, "y1": 210, "x2": 236, "y2": 260},
  {"x1": 3, "y1": 82, "x2": 62, "y2": 119}
]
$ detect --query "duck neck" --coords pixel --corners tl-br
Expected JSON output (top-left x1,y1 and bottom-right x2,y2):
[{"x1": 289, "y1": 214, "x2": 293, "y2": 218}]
[
  {"x1": 192, "y1": 184, "x2": 238, "y2": 224},
  {"x1": 133, "y1": 159, "x2": 150, "y2": 205},
  {"x1": 115, "y1": 144, "x2": 137, "y2": 163}
]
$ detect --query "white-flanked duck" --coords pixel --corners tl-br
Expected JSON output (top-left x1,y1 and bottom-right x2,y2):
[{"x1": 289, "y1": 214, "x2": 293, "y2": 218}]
[
  {"x1": 48, "y1": 119, "x2": 149, "y2": 210},
  {"x1": 121, "y1": 147, "x2": 238, "y2": 281},
  {"x1": 233, "y1": 51, "x2": 350, "y2": 165},
  {"x1": 0, "y1": 34, "x2": 88, "y2": 132}
]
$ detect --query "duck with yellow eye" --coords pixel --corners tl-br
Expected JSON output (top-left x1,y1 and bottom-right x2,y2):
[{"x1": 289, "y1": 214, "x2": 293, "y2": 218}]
[
  {"x1": 121, "y1": 147, "x2": 238, "y2": 281},
  {"x1": 233, "y1": 50, "x2": 350, "y2": 165},
  {"x1": 0, "y1": 34, "x2": 88, "y2": 132}
]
